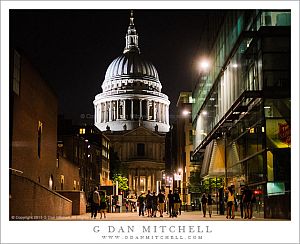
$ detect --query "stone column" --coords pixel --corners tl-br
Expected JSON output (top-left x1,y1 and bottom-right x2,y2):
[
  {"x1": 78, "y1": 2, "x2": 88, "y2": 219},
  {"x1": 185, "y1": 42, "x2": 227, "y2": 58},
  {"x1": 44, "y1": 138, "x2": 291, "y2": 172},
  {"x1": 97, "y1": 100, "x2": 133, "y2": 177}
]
[
  {"x1": 99, "y1": 104, "x2": 102, "y2": 123},
  {"x1": 113, "y1": 102, "x2": 115, "y2": 121},
  {"x1": 128, "y1": 170, "x2": 132, "y2": 191},
  {"x1": 123, "y1": 99, "x2": 126, "y2": 120},
  {"x1": 158, "y1": 103, "x2": 161, "y2": 122},
  {"x1": 161, "y1": 103, "x2": 164, "y2": 123},
  {"x1": 139, "y1": 99, "x2": 142, "y2": 119},
  {"x1": 109, "y1": 101, "x2": 112, "y2": 121},
  {"x1": 153, "y1": 102, "x2": 157, "y2": 121},
  {"x1": 131, "y1": 100, "x2": 134, "y2": 120},
  {"x1": 94, "y1": 105, "x2": 97, "y2": 123},
  {"x1": 132, "y1": 170, "x2": 135, "y2": 192},
  {"x1": 163, "y1": 104, "x2": 166, "y2": 123},
  {"x1": 116, "y1": 100, "x2": 119, "y2": 120},
  {"x1": 146, "y1": 100, "x2": 149, "y2": 120},
  {"x1": 152, "y1": 170, "x2": 155, "y2": 192},
  {"x1": 104, "y1": 102, "x2": 107, "y2": 122},
  {"x1": 145, "y1": 170, "x2": 148, "y2": 191},
  {"x1": 138, "y1": 168, "x2": 141, "y2": 194},
  {"x1": 166, "y1": 105, "x2": 169, "y2": 124}
]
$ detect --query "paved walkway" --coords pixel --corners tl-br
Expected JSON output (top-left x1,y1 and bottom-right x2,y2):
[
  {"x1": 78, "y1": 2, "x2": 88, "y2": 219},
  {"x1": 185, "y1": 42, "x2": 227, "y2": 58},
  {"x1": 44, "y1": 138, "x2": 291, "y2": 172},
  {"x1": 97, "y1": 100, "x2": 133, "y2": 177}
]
[{"x1": 51, "y1": 210, "x2": 269, "y2": 221}]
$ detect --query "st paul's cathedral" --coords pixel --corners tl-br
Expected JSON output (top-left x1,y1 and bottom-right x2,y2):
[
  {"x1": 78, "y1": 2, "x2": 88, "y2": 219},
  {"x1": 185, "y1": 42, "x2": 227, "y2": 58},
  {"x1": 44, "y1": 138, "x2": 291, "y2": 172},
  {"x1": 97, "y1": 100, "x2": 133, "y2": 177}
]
[{"x1": 94, "y1": 12, "x2": 170, "y2": 195}]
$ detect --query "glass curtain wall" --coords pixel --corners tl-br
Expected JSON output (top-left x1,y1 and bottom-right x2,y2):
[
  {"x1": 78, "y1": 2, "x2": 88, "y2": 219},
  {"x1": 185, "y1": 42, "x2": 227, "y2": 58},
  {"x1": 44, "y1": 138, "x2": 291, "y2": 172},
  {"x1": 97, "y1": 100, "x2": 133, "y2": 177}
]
[
  {"x1": 192, "y1": 10, "x2": 291, "y2": 219},
  {"x1": 193, "y1": 10, "x2": 291, "y2": 150}
]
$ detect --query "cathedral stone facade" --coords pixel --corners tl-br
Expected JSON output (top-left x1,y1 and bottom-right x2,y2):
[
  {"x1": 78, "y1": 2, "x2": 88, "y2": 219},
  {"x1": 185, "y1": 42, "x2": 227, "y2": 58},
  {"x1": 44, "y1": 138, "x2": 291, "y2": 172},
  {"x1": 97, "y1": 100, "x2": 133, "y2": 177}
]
[{"x1": 94, "y1": 12, "x2": 170, "y2": 195}]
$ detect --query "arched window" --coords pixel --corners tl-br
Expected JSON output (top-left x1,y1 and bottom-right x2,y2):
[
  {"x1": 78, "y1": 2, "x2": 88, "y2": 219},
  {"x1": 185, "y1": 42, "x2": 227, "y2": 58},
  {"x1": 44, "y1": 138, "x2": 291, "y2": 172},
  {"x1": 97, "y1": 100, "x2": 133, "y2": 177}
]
[{"x1": 37, "y1": 121, "x2": 42, "y2": 158}]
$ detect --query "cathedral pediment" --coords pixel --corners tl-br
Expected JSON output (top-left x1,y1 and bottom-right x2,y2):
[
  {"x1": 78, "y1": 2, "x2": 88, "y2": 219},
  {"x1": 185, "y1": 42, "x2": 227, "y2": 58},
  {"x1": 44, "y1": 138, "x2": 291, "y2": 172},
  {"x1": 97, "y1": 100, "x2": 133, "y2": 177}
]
[{"x1": 123, "y1": 125, "x2": 162, "y2": 137}]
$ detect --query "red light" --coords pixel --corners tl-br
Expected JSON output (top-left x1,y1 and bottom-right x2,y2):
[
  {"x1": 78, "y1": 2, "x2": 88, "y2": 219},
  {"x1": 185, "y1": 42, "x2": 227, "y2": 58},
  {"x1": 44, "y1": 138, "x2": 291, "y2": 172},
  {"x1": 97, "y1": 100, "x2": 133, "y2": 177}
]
[{"x1": 254, "y1": 190, "x2": 262, "y2": 195}]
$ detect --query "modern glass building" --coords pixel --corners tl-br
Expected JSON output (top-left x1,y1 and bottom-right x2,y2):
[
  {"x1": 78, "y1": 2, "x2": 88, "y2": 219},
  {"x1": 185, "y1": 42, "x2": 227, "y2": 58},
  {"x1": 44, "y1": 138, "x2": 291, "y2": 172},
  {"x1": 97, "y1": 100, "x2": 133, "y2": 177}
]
[{"x1": 192, "y1": 10, "x2": 291, "y2": 219}]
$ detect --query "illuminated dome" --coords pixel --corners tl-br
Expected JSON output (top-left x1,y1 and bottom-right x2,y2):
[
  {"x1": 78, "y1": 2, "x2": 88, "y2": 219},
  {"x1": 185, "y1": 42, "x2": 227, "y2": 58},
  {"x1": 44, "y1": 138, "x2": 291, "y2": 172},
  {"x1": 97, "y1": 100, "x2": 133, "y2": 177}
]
[
  {"x1": 102, "y1": 51, "x2": 161, "y2": 92},
  {"x1": 105, "y1": 52, "x2": 159, "y2": 83},
  {"x1": 94, "y1": 12, "x2": 169, "y2": 132}
]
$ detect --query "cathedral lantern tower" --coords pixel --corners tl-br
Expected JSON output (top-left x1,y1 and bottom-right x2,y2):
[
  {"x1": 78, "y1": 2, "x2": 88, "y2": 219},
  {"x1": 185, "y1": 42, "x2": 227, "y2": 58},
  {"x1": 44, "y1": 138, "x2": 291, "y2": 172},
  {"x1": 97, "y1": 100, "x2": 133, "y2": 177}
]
[{"x1": 94, "y1": 12, "x2": 170, "y2": 133}]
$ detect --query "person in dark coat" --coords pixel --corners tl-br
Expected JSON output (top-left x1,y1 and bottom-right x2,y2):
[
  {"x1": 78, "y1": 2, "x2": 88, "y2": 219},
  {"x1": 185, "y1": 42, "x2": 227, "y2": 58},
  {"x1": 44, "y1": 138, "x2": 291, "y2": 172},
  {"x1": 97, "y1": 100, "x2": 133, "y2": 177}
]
[
  {"x1": 243, "y1": 185, "x2": 255, "y2": 219},
  {"x1": 152, "y1": 192, "x2": 158, "y2": 217},
  {"x1": 201, "y1": 193, "x2": 208, "y2": 217},
  {"x1": 172, "y1": 189, "x2": 181, "y2": 217},
  {"x1": 91, "y1": 186, "x2": 100, "y2": 219},
  {"x1": 137, "y1": 192, "x2": 146, "y2": 216},
  {"x1": 207, "y1": 194, "x2": 213, "y2": 217},
  {"x1": 99, "y1": 191, "x2": 107, "y2": 219},
  {"x1": 157, "y1": 190, "x2": 165, "y2": 217},
  {"x1": 167, "y1": 190, "x2": 174, "y2": 217},
  {"x1": 145, "y1": 190, "x2": 153, "y2": 217}
]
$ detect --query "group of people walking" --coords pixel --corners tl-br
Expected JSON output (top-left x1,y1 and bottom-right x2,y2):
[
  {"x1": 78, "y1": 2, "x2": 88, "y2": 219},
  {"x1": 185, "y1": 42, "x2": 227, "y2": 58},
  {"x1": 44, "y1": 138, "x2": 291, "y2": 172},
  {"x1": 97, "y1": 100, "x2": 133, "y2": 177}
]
[
  {"x1": 200, "y1": 185, "x2": 257, "y2": 220},
  {"x1": 137, "y1": 189, "x2": 167, "y2": 217},
  {"x1": 89, "y1": 185, "x2": 257, "y2": 220},
  {"x1": 137, "y1": 189, "x2": 182, "y2": 218},
  {"x1": 225, "y1": 185, "x2": 256, "y2": 220},
  {"x1": 200, "y1": 193, "x2": 214, "y2": 218},
  {"x1": 240, "y1": 185, "x2": 256, "y2": 219}
]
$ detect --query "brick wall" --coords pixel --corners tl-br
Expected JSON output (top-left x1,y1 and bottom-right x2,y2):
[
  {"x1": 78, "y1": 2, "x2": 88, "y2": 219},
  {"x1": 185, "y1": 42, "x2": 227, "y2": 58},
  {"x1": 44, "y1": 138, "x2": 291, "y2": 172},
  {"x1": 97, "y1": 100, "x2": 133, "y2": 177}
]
[
  {"x1": 12, "y1": 51, "x2": 58, "y2": 188},
  {"x1": 10, "y1": 173, "x2": 72, "y2": 219},
  {"x1": 56, "y1": 191, "x2": 87, "y2": 215},
  {"x1": 54, "y1": 156, "x2": 80, "y2": 191}
]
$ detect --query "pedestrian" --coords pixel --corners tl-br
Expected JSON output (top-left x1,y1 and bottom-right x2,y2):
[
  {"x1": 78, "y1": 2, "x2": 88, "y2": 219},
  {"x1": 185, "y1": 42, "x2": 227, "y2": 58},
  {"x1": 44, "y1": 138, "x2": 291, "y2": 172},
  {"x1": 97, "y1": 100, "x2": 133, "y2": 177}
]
[
  {"x1": 137, "y1": 192, "x2": 146, "y2": 216},
  {"x1": 125, "y1": 199, "x2": 129, "y2": 213},
  {"x1": 207, "y1": 194, "x2": 213, "y2": 218},
  {"x1": 112, "y1": 196, "x2": 117, "y2": 213},
  {"x1": 152, "y1": 191, "x2": 158, "y2": 217},
  {"x1": 167, "y1": 190, "x2": 174, "y2": 218},
  {"x1": 179, "y1": 199, "x2": 182, "y2": 215},
  {"x1": 131, "y1": 201, "x2": 136, "y2": 212},
  {"x1": 116, "y1": 200, "x2": 122, "y2": 213},
  {"x1": 91, "y1": 186, "x2": 100, "y2": 219},
  {"x1": 201, "y1": 193, "x2": 208, "y2": 217},
  {"x1": 226, "y1": 186, "x2": 235, "y2": 219},
  {"x1": 240, "y1": 185, "x2": 246, "y2": 219},
  {"x1": 172, "y1": 189, "x2": 181, "y2": 217},
  {"x1": 106, "y1": 196, "x2": 110, "y2": 213},
  {"x1": 157, "y1": 190, "x2": 165, "y2": 217},
  {"x1": 250, "y1": 190, "x2": 256, "y2": 217},
  {"x1": 99, "y1": 191, "x2": 107, "y2": 219},
  {"x1": 145, "y1": 190, "x2": 153, "y2": 217},
  {"x1": 243, "y1": 186, "x2": 255, "y2": 219}
]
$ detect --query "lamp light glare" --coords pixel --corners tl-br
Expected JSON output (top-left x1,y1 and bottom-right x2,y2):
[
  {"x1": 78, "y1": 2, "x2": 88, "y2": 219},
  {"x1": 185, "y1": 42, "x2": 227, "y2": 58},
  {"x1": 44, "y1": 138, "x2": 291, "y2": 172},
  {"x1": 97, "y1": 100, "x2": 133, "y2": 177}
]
[
  {"x1": 182, "y1": 110, "x2": 190, "y2": 116},
  {"x1": 200, "y1": 60, "x2": 210, "y2": 69}
]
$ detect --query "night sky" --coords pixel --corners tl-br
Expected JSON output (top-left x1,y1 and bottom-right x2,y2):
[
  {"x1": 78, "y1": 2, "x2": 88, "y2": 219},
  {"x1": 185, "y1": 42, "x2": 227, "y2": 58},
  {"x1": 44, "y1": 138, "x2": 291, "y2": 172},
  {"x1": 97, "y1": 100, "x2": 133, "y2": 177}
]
[{"x1": 10, "y1": 9, "x2": 220, "y2": 124}]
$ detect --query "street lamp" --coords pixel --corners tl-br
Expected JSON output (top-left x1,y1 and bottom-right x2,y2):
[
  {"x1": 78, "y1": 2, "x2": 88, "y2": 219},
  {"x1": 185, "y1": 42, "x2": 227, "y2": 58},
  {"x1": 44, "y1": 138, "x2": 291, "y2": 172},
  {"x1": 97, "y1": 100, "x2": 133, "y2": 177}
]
[
  {"x1": 177, "y1": 168, "x2": 183, "y2": 198},
  {"x1": 182, "y1": 110, "x2": 191, "y2": 116},
  {"x1": 199, "y1": 59, "x2": 210, "y2": 70}
]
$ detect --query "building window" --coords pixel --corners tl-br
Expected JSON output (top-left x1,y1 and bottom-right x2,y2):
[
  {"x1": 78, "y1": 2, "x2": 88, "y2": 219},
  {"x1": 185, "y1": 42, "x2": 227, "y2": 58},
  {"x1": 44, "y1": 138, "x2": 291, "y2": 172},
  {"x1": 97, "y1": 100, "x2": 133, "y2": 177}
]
[
  {"x1": 49, "y1": 174, "x2": 54, "y2": 190},
  {"x1": 13, "y1": 50, "x2": 21, "y2": 95},
  {"x1": 61, "y1": 175, "x2": 64, "y2": 190},
  {"x1": 137, "y1": 143, "x2": 145, "y2": 156},
  {"x1": 38, "y1": 121, "x2": 42, "y2": 158},
  {"x1": 56, "y1": 152, "x2": 59, "y2": 168},
  {"x1": 79, "y1": 128, "x2": 85, "y2": 134}
]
